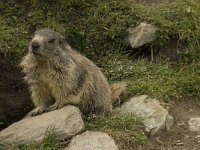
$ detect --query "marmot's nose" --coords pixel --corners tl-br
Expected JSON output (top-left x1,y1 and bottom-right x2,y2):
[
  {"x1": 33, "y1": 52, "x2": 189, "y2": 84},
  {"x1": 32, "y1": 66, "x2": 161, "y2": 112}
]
[{"x1": 31, "y1": 42, "x2": 40, "y2": 52}]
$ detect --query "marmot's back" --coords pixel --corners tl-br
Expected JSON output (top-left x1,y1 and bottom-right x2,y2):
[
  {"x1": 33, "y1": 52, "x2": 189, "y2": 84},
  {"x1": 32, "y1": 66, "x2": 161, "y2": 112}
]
[{"x1": 68, "y1": 49, "x2": 112, "y2": 114}]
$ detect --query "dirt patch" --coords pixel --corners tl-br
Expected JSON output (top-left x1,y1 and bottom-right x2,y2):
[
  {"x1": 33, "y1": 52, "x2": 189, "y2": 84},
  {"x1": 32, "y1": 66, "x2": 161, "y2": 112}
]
[
  {"x1": 0, "y1": 61, "x2": 32, "y2": 130},
  {"x1": 141, "y1": 97, "x2": 200, "y2": 150}
]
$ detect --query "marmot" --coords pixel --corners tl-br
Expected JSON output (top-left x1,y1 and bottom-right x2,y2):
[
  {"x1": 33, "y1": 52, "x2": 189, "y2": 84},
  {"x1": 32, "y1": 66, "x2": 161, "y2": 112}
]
[{"x1": 20, "y1": 29, "x2": 126, "y2": 117}]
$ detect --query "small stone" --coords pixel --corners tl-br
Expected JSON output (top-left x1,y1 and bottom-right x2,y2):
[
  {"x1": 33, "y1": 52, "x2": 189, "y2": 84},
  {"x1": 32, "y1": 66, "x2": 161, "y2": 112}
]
[
  {"x1": 188, "y1": 118, "x2": 200, "y2": 132},
  {"x1": 166, "y1": 115, "x2": 174, "y2": 130},
  {"x1": 184, "y1": 135, "x2": 189, "y2": 139},
  {"x1": 65, "y1": 131, "x2": 118, "y2": 150},
  {"x1": 177, "y1": 121, "x2": 185, "y2": 127},
  {"x1": 175, "y1": 142, "x2": 184, "y2": 146},
  {"x1": 0, "y1": 105, "x2": 84, "y2": 145},
  {"x1": 189, "y1": 109, "x2": 193, "y2": 112}
]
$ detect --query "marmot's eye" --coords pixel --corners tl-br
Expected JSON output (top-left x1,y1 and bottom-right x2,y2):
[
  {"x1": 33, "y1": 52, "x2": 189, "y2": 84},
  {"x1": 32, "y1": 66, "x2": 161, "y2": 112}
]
[{"x1": 48, "y1": 38, "x2": 55, "y2": 43}]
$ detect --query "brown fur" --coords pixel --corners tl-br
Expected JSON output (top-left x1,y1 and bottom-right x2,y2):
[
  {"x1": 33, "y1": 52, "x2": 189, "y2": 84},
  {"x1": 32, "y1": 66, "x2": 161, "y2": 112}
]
[{"x1": 20, "y1": 29, "x2": 126, "y2": 116}]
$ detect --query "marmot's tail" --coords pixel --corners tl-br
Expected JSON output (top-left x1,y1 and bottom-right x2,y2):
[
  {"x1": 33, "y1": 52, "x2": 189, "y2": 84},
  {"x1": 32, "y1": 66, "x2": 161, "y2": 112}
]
[{"x1": 110, "y1": 82, "x2": 127, "y2": 105}]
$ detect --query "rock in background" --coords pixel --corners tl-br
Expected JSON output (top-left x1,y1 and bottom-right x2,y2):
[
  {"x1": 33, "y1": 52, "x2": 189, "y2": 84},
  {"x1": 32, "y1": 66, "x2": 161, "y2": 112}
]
[
  {"x1": 115, "y1": 95, "x2": 174, "y2": 136},
  {"x1": 128, "y1": 22, "x2": 158, "y2": 48},
  {"x1": 65, "y1": 131, "x2": 119, "y2": 150},
  {"x1": 0, "y1": 106, "x2": 84, "y2": 145},
  {"x1": 188, "y1": 118, "x2": 200, "y2": 132}
]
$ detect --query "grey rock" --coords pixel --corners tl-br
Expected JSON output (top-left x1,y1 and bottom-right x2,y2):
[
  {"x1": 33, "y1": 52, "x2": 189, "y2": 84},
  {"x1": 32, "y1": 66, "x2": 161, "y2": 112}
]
[
  {"x1": 116, "y1": 95, "x2": 173, "y2": 136},
  {"x1": 0, "y1": 105, "x2": 84, "y2": 145},
  {"x1": 188, "y1": 118, "x2": 200, "y2": 132},
  {"x1": 128, "y1": 22, "x2": 157, "y2": 48},
  {"x1": 65, "y1": 131, "x2": 119, "y2": 150}
]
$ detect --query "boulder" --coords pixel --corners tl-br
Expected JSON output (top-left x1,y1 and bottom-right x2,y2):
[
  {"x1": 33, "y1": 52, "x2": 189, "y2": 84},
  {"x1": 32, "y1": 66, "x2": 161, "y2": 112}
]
[
  {"x1": 188, "y1": 118, "x2": 200, "y2": 132},
  {"x1": 115, "y1": 95, "x2": 174, "y2": 136},
  {"x1": 128, "y1": 22, "x2": 157, "y2": 48},
  {"x1": 65, "y1": 131, "x2": 119, "y2": 150},
  {"x1": 0, "y1": 105, "x2": 84, "y2": 145}
]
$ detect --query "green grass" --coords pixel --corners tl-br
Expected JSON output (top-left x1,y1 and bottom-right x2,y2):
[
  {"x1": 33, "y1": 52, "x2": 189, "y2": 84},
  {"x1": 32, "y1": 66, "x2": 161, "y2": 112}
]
[
  {"x1": 1, "y1": 0, "x2": 200, "y2": 61},
  {"x1": 85, "y1": 114, "x2": 146, "y2": 146},
  {"x1": 97, "y1": 53, "x2": 200, "y2": 100},
  {"x1": 0, "y1": 19, "x2": 28, "y2": 62}
]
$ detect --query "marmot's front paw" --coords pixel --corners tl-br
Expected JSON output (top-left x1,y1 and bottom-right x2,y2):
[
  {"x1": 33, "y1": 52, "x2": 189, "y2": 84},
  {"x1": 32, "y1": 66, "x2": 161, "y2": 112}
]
[
  {"x1": 25, "y1": 106, "x2": 46, "y2": 118},
  {"x1": 45, "y1": 103, "x2": 64, "y2": 112}
]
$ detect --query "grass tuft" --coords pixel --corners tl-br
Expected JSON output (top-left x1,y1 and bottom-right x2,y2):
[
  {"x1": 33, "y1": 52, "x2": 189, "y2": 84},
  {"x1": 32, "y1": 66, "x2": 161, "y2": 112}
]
[
  {"x1": 85, "y1": 114, "x2": 146, "y2": 146},
  {"x1": 6, "y1": 131, "x2": 65, "y2": 150}
]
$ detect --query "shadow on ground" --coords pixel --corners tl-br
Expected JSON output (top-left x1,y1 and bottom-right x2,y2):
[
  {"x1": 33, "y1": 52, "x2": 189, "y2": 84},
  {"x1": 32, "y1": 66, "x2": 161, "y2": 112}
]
[{"x1": 0, "y1": 61, "x2": 32, "y2": 130}]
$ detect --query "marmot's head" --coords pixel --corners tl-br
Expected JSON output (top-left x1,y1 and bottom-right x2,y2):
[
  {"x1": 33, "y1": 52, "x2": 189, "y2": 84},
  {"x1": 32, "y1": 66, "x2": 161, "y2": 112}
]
[{"x1": 29, "y1": 29, "x2": 66, "y2": 58}]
